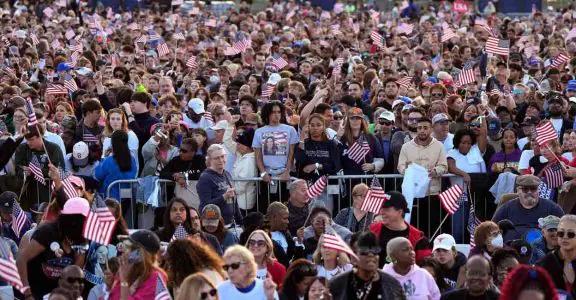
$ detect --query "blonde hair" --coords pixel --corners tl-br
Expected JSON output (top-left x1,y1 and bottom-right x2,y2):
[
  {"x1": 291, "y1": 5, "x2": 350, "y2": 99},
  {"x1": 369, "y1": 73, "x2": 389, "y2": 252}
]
[
  {"x1": 245, "y1": 230, "x2": 276, "y2": 265},
  {"x1": 312, "y1": 235, "x2": 351, "y2": 266},
  {"x1": 223, "y1": 245, "x2": 257, "y2": 280},
  {"x1": 351, "y1": 183, "x2": 369, "y2": 198},
  {"x1": 103, "y1": 108, "x2": 129, "y2": 137},
  {"x1": 176, "y1": 273, "x2": 218, "y2": 300}
]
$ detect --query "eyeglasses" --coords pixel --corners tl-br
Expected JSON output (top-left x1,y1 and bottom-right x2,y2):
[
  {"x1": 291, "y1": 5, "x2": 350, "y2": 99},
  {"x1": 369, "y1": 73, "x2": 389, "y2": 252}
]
[
  {"x1": 379, "y1": 120, "x2": 393, "y2": 126},
  {"x1": 333, "y1": 116, "x2": 343, "y2": 120},
  {"x1": 114, "y1": 73, "x2": 124, "y2": 78},
  {"x1": 468, "y1": 122, "x2": 481, "y2": 128},
  {"x1": 248, "y1": 239, "x2": 266, "y2": 248},
  {"x1": 557, "y1": 231, "x2": 576, "y2": 239},
  {"x1": 407, "y1": 117, "x2": 421, "y2": 123},
  {"x1": 546, "y1": 228, "x2": 558, "y2": 233},
  {"x1": 65, "y1": 277, "x2": 84, "y2": 284},
  {"x1": 201, "y1": 289, "x2": 217, "y2": 299},
  {"x1": 519, "y1": 186, "x2": 538, "y2": 193},
  {"x1": 357, "y1": 247, "x2": 381, "y2": 256},
  {"x1": 223, "y1": 262, "x2": 245, "y2": 271},
  {"x1": 431, "y1": 93, "x2": 444, "y2": 97}
]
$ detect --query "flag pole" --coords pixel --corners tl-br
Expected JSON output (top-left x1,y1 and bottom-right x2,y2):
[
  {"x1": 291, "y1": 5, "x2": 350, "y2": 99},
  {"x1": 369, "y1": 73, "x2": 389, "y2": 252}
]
[
  {"x1": 18, "y1": 173, "x2": 28, "y2": 203},
  {"x1": 431, "y1": 214, "x2": 450, "y2": 240}
]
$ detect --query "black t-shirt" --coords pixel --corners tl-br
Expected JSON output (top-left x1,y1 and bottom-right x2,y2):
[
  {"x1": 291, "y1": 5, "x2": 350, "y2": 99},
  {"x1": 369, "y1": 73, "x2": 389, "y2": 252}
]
[
  {"x1": 441, "y1": 288, "x2": 500, "y2": 300},
  {"x1": 28, "y1": 223, "x2": 77, "y2": 299},
  {"x1": 345, "y1": 273, "x2": 383, "y2": 300},
  {"x1": 378, "y1": 226, "x2": 409, "y2": 267}
]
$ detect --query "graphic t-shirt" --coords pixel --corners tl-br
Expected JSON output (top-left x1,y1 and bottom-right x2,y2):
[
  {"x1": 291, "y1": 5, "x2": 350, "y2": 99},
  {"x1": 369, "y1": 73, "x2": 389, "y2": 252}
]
[{"x1": 252, "y1": 124, "x2": 299, "y2": 171}]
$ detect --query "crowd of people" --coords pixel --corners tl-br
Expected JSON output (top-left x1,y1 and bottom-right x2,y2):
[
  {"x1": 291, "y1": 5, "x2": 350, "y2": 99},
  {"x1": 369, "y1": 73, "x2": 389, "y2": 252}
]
[{"x1": 1, "y1": 0, "x2": 576, "y2": 299}]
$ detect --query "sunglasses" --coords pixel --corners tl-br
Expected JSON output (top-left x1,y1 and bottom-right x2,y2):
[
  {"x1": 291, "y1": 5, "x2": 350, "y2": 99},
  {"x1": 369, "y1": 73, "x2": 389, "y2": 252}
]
[
  {"x1": 223, "y1": 262, "x2": 245, "y2": 271},
  {"x1": 114, "y1": 73, "x2": 124, "y2": 78},
  {"x1": 66, "y1": 277, "x2": 84, "y2": 284},
  {"x1": 333, "y1": 116, "x2": 343, "y2": 120},
  {"x1": 558, "y1": 231, "x2": 576, "y2": 239},
  {"x1": 379, "y1": 120, "x2": 393, "y2": 126},
  {"x1": 431, "y1": 93, "x2": 444, "y2": 97},
  {"x1": 357, "y1": 247, "x2": 381, "y2": 256},
  {"x1": 201, "y1": 289, "x2": 217, "y2": 299},
  {"x1": 469, "y1": 122, "x2": 481, "y2": 128},
  {"x1": 519, "y1": 186, "x2": 538, "y2": 193},
  {"x1": 248, "y1": 239, "x2": 266, "y2": 248}
]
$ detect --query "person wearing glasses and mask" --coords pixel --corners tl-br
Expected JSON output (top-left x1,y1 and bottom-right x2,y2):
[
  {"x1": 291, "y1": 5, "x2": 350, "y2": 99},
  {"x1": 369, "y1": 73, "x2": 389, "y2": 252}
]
[
  {"x1": 492, "y1": 175, "x2": 563, "y2": 241},
  {"x1": 218, "y1": 245, "x2": 278, "y2": 300},
  {"x1": 530, "y1": 215, "x2": 560, "y2": 264},
  {"x1": 330, "y1": 231, "x2": 406, "y2": 300},
  {"x1": 538, "y1": 214, "x2": 576, "y2": 297}
]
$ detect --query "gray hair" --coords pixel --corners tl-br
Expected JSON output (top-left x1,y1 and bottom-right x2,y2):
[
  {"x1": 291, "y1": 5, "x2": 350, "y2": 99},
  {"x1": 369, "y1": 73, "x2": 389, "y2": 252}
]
[
  {"x1": 560, "y1": 214, "x2": 576, "y2": 226},
  {"x1": 386, "y1": 237, "x2": 410, "y2": 261},
  {"x1": 288, "y1": 179, "x2": 307, "y2": 192},
  {"x1": 206, "y1": 144, "x2": 225, "y2": 159}
]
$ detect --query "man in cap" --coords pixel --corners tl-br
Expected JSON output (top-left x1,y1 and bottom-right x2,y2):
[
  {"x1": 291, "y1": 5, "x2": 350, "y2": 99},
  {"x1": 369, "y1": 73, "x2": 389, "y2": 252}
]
[
  {"x1": 232, "y1": 128, "x2": 257, "y2": 214},
  {"x1": 432, "y1": 233, "x2": 467, "y2": 289},
  {"x1": 391, "y1": 106, "x2": 426, "y2": 171},
  {"x1": 184, "y1": 98, "x2": 214, "y2": 129},
  {"x1": 431, "y1": 113, "x2": 453, "y2": 153},
  {"x1": 529, "y1": 215, "x2": 560, "y2": 264},
  {"x1": 201, "y1": 204, "x2": 239, "y2": 250},
  {"x1": 369, "y1": 191, "x2": 430, "y2": 267},
  {"x1": 566, "y1": 80, "x2": 576, "y2": 98},
  {"x1": 0, "y1": 191, "x2": 32, "y2": 244},
  {"x1": 492, "y1": 175, "x2": 563, "y2": 241},
  {"x1": 545, "y1": 92, "x2": 570, "y2": 143}
]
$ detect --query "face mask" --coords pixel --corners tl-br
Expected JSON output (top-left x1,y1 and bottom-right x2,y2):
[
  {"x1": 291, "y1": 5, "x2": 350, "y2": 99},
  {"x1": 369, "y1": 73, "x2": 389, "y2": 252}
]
[
  {"x1": 490, "y1": 234, "x2": 504, "y2": 248},
  {"x1": 127, "y1": 249, "x2": 143, "y2": 264}
]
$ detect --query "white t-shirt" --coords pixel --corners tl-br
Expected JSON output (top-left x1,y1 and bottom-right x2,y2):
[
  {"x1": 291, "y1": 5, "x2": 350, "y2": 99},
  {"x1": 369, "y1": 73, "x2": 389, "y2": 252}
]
[
  {"x1": 256, "y1": 267, "x2": 268, "y2": 281},
  {"x1": 518, "y1": 150, "x2": 549, "y2": 173},
  {"x1": 517, "y1": 137, "x2": 529, "y2": 151},
  {"x1": 315, "y1": 264, "x2": 353, "y2": 280},
  {"x1": 217, "y1": 279, "x2": 279, "y2": 300},
  {"x1": 550, "y1": 118, "x2": 563, "y2": 137},
  {"x1": 446, "y1": 144, "x2": 486, "y2": 187},
  {"x1": 435, "y1": 133, "x2": 454, "y2": 153},
  {"x1": 184, "y1": 115, "x2": 214, "y2": 129}
]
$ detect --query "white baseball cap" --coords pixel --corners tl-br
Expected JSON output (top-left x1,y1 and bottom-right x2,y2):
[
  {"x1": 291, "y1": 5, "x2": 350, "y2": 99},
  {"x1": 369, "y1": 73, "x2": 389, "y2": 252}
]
[
  {"x1": 433, "y1": 234, "x2": 456, "y2": 252},
  {"x1": 72, "y1": 142, "x2": 89, "y2": 166},
  {"x1": 187, "y1": 98, "x2": 205, "y2": 114}
]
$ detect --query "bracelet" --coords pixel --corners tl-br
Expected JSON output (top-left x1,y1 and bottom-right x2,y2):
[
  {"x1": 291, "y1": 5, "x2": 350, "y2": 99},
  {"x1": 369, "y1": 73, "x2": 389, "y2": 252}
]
[{"x1": 127, "y1": 114, "x2": 134, "y2": 119}]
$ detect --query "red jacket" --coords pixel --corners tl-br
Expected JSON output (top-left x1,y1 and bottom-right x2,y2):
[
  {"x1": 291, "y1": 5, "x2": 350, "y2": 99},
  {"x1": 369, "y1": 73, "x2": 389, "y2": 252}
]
[
  {"x1": 369, "y1": 222, "x2": 432, "y2": 262},
  {"x1": 267, "y1": 260, "x2": 286, "y2": 289}
]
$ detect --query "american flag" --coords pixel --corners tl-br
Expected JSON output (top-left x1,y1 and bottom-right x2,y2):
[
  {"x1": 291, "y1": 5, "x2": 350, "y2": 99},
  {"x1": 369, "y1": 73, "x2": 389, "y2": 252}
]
[
  {"x1": 551, "y1": 54, "x2": 570, "y2": 69},
  {"x1": 347, "y1": 136, "x2": 370, "y2": 164},
  {"x1": 360, "y1": 179, "x2": 388, "y2": 214},
  {"x1": 233, "y1": 39, "x2": 251, "y2": 53},
  {"x1": 455, "y1": 61, "x2": 476, "y2": 87},
  {"x1": 65, "y1": 29, "x2": 75, "y2": 40},
  {"x1": 30, "y1": 33, "x2": 39, "y2": 46},
  {"x1": 127, "y1": 23, "x2": 139, "y2": 31},
  {"x1": 63, "y1": 74, "x2": 78, "y2": 92},
  {"x1": 82, "y1": 198, "x2": 117, "y2": 245},
  {"x1": 173, "y1": 32, "x2": 185, "y2": 40},
  {"x1": 0, "y1": 257, "x2": 24, "y2": 293},
  {"x1": 439, "y1": 185, "x2": 463, "y2": 215},
  {"x1": 45, "y1": 84, "x2": 68, "y2": 95},
  {"x1": 186, "y1": 56, "x2": 197, "y2": 69},
  {"x1": 261, "y1": 83, "x2": 276, "y2": 98},
  {"x1": 83, "y1": 130, "x2": 99, "y2": 145},
  {"x1": 204, "y1": 112, "x2": 214, "y2": 123},
  {"x1": 396, "y1": 76, "x2": 413, "y2": 88},
  {"x1": 272, "y1": 56, "x2": 289, "y2": 70},
  {"x1": 29, "y1": 156, "x2": 45, "y2": 185},
  {"x1": 58, "y1": 167, "x2": 78, "y2": 200},
  {"x1": 223, "y1": 45, "x2": 238, "y2": 56},
  {"x1": 171, "y1": 224, "x2": 188, "y2": 242},
  {"x1": 11, "y1": 200, "x2": 28, "y2": 238},
  {"x1": 51, "y1": 39, "x2": 61, "y2": 50},
  {"x1": 157, "y1": 42, "x2": 170, "y2": 57},
  {"x1": 544, "y1": 162, "x2": 565, "y2": 189},
  {"x1": 307, "y1": 176, "x2": 328, "y2": 199},
  {"x1": 69, "y1": 51, "x2": 80, "y2": 68},
  {"x1": 43, "y1": 7, "x2": 54, "y2": 18},
  {"x1": 475, "y1": 18, "x2": 495, "y2": 37},
  {"x1": 323, "y1": 233, "x2": 358, "y2": 260},
  {"x1": 535, "y1": 122, "x2": 558, "y2": 147},
  {"x1": 68, "y1": 41, "x2": 83, "y2": 53},
  {"x1": 485, "y1": 37, "x2": 510, "y2": 56},
  {"x1": 441, "y1": 27, "x2": 457, "y2": 43},
  {"x1": 154, "y1": 276, "x2": 172, "y2": 300},
  {"x1": 468, "y1": 202, "x2": 481, "y2": 247},
  {"x1": 332, "y1": 58, "x2": 344, "y2": 77},
  {"x1": 330, "y1": 24, "x2": 342, "y2": 35},
  {"x1": 397, "y1": 23, "x2": 414, "y2": 35},
  {"x1": 25, "y1": 98, "x2": 37, "y2": 126},
  {"x1": 370, "y1": 31, "x2": 385, "y2": 49},
  {"x1": 148, "y1": 30, "x2": 161, "y2": 41},
  {"x1": 135, "y1": 35, "x2": 148, "y2": 44}
]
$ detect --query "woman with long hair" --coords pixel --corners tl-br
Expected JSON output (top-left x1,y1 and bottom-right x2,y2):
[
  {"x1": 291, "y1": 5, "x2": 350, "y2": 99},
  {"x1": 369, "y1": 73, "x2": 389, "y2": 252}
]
[
  {"x1": 155, "y1": 198, "x2": 194, "y2": 242},
  {"x1": 194, "y1": 88, "x2": 212, "y2": 107},
  {"x1": 499, "y1": 265, "x2": 559, "y2": 300},
  {"x1": 142, "y1": 123, "x2": 179, "y2": 176},
  {"x1": 95, "y1": 130, "x2": 138, "y2": 200},
  {"x1": 303, "y1": 277, "x2": 330, "y2": 300},
  {"x1": 109, "y1": 230, "x2": 167, "y2": 299},
  {"x1": 489, "y1": 128, "x2": 521, "y2": 175},
  {"x1": 192, "y1": 128, "x2": 209, "y2": 155},
  {"x1": 54, "y1": 102, "x2": 75, "y2": 125},
  {"x1": 177, "y1": 273, "x2": 219, "y2": 300},
  {"x1": 12, "y1": 107, "x2": 28, "y2": 136},
  {"x1": 279, "y1": 259, "x2": 318, "y2": 300},
  {"x1": 102, "y1": 108, "x2": 139, "y2": 160},
  {"x1": 470, "y1": 221, "x2": 504, "y2": 258},
  {"x1": 167, "y1": 239, "x2": 225, "y2": 298},
  {"x1": 311, "y1": 235, "x2": 353, "y2": 280},
  {"x1": 245, "y1": 230, "x2": 286, "y2": 288},
  {"x1": 370, "y1": 88, "x2": 387, "y2": 109},
  {"x1": 248, "y1": 74, "x2": 263, "y2": 97},
  {"x1": 105, "y1": 199, "x2": 129, "y2": 245}
]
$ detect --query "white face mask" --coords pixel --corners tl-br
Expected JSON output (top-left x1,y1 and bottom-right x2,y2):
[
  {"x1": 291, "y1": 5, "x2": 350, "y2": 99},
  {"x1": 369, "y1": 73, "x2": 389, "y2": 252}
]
[{"x1": 491, "y1": 234, "x2": 504, "y2": 248}]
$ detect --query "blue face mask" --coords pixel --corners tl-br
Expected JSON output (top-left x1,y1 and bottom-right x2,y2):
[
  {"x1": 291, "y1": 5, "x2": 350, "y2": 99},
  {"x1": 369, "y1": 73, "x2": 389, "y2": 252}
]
[{"x1": 127, "y1": 249, "x2": 143, "y2": 264}]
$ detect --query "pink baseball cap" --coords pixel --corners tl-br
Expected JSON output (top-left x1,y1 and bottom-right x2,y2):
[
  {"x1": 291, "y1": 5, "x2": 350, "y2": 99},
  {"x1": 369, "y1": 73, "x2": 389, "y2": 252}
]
[
  {"x1": 61, "y1": 197, "x2": 90, "y2": 216},
  {"x1": 51, "y1": 175, "x2": 85, "y2": 193}
]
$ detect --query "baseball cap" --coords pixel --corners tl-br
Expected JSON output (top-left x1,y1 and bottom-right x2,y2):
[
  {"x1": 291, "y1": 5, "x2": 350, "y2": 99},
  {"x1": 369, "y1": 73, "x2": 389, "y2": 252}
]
[
  {"x1": 522, "y1": 116, "x2": 540, "y2": 126},
  {"x1": 16, "y1": 30, "x2": 26, "y2": 39},
  {"x1": 378, "y1": 110, "x2": 395, "y2": 122},
  {"x1": 129, "y1": 229, "x2": 161, "y2": 253},
  {"x1": 56, "y1": 62, "x2": 72, "y2": 72},
  {"x1": 381, "y1": 191, "x2": 410, "y2": 212},
  {"x1": 210, "y1": 120, "x2": 228, "y2": 131},
  {"x1": 432, "y1": 113, "x2": 450, "y2": 125},
  {"x1": 538, "y1": 215, "x2": 560, "y2": 230},
  {"x1": 516, "y1": 174, "x2": 541, "y2": 187},
  {"x1": 236, "y1": 128, "x2": 255, "y2": 148},
  {"x1": 187, "y1": 98, "x2": 205, "y2": 114},
  {"x1": 202, "y1": 204, "x2": 221, "y2": 227},
  {"x1": 0, "y1": 191, "x2": 16, "y2": 213},
  {"x1": 73, "y1": 142, "x2": 89, "y2": 166},
  {"x1": 392, "y1": 100, "x2": 406, "y2": 110},
  {"x1": 567, "y1": 80, "x2": 576, "y2": 91},
  {"x1": 433, "y1": 234, "x2": 456, "y2": 251},
  {"x1": 348, "y1": 107, "x2": 364, "y2": 118},
  {"x1": 61, "y1": 197, "x2": 90, "y2": 216}
]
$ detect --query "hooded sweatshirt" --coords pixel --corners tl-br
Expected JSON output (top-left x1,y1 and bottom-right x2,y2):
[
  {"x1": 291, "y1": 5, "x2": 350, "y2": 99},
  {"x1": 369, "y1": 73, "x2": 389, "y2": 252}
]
[{"x1": 382, "y1": 264, "x2": 441, "y2": 300}]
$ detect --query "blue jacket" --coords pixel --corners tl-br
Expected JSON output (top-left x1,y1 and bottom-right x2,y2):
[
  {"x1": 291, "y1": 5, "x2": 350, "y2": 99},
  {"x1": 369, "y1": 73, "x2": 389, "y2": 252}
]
[
  {"x1": 197, "y1": 168, "x2": 243, "y2": 225},
  {"x1": 94, "y1": 155, "x2": 138, "y2": 199},
  {"x1": 530, "y1": 237, "x2": 554, "y2": 264}
]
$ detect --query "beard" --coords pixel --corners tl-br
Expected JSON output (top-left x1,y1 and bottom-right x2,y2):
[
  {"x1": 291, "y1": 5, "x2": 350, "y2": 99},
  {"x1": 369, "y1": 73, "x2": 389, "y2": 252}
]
[
  {"x1": 521, "y1": 194, "x2": 538, "y2": 207},
  {"x1": 549, "y1": 109, "x2": 562, "y2": 118},
  {"x1": 408, "y1": 126, "x2": 417, "y2": 132}
]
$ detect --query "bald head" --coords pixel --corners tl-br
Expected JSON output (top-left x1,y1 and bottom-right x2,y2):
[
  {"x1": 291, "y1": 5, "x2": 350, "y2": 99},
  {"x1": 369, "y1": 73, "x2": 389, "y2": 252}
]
[{"x1": 60, "y1": 265, "x2": 84, "y2": 298}]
